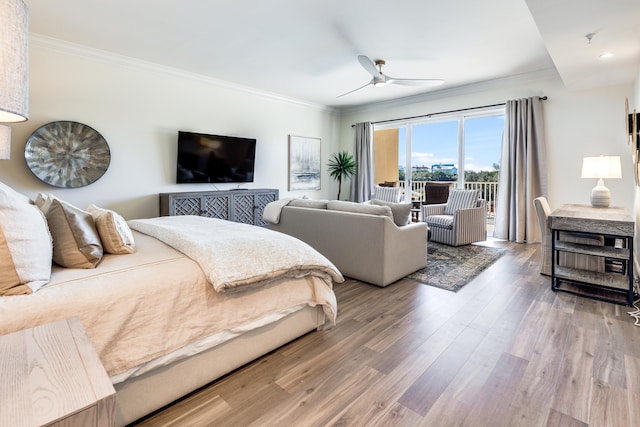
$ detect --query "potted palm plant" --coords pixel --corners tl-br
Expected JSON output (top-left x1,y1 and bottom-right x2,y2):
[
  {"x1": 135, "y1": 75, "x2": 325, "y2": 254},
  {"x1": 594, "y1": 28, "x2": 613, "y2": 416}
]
[{"x1": 327, "y1": 151, "x2": 357, "y2": 200}]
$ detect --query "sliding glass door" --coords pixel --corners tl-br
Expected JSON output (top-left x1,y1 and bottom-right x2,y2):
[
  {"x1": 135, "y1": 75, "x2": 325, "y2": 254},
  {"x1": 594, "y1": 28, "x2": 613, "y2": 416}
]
[{"x1": 373, "y1": 107, "x2": 504, "y2": 205}]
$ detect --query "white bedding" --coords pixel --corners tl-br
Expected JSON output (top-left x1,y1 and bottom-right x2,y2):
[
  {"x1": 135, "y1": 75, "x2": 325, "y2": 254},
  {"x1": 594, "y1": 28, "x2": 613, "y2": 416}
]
[
  {"x1": 0, "y1": 222, "x2": 341, "y2": 383},
  {"x1": 128, "y1": 215, "x2": 343, "y2": 299}
]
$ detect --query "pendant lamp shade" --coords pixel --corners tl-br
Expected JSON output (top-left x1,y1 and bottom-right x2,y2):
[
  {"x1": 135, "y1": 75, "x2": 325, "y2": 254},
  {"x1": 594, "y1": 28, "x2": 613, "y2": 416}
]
[{"x1": 0, "y1": 0, "x2": 28, "y2": 122}]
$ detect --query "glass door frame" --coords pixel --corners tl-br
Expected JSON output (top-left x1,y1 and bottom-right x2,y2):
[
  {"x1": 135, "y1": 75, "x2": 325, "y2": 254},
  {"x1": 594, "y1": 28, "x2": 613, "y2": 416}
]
[{"x1": 373, "y1": 106, "x2": 505, "y2": 202}]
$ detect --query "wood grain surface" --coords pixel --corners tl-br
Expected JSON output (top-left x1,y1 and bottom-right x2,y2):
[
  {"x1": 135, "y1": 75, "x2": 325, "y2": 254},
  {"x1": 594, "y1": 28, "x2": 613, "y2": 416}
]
[
  {"x1": 0, "y1": 318, "x2": 115, "y2": 427},
  {"x1": 135, "y1": 240, "x2": 640, "y2": 427}
]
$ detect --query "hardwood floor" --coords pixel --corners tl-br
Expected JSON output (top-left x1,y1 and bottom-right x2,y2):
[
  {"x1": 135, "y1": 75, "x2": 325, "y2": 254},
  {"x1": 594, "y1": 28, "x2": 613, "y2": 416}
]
[{"x1": 135, "y1": 240, "x2": 640, "y2": 426}]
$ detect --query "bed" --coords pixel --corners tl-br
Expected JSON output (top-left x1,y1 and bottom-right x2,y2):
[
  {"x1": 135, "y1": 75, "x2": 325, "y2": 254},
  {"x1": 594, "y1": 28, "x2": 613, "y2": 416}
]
[{"x1": 0, "y1": 182, "x2": 342, "y2": 426}]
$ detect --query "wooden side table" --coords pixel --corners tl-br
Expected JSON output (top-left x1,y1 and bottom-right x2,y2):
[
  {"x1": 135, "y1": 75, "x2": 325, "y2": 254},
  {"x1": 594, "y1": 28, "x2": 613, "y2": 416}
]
[
  {"x1": 0, "y1": 317, "x2": 116, "y2": 426},
  {"x1": 549, "y1": 204, "x2": 635, "y2": 305}
]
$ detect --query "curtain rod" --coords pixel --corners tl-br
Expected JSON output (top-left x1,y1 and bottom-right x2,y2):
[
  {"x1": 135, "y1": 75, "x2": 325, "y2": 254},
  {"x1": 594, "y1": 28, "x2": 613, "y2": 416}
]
[{"x1": 351, "y1": 96, "x2": 548, "y2": 127}]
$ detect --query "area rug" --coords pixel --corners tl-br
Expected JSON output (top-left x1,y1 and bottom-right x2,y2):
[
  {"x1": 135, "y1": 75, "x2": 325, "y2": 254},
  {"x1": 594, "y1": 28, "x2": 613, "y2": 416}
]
[{"x1": 407, "y1": 242, "x2": 506, "y2": 292}]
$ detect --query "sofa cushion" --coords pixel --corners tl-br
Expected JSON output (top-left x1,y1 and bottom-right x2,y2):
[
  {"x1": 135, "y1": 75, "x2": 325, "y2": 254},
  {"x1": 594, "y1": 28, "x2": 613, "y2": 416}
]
[
  {"x1": 444, "y1": 189, "x2": 480, "y2": 215},
  {"x1": 371, "y1": 199, "x2": 411, "y2": 226},
  {"x1": 0, "y1": 181, "x2": 52, "y2": 295},
  {"x1": 426, "y1": 214, "x2": 454, "y2": 230},
  {"x1": 326, "y1": 200, "x2": 393, "y2": 221},
  {"x1": 288, "y1": 199, "x2": 328, "y2": 209}
]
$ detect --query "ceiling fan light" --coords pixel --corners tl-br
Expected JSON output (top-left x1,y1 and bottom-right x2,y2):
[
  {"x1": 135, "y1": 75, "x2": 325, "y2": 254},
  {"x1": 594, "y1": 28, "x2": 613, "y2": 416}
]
[{"x1": 373, "y1": 79, "x2": 386, "y2": 87}]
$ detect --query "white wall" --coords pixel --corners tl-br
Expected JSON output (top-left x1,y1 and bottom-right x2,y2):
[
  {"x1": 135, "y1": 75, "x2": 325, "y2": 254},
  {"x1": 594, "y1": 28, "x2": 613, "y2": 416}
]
[
  {"x1": 0, "y1": 37, "x2": 341, "y2": 219},
  {"x1": 337, "y1": 70, "x2": 635, "y2": 212},
  {"x1": 1, "y1": 38, "x2": 634, "y2": 220}
]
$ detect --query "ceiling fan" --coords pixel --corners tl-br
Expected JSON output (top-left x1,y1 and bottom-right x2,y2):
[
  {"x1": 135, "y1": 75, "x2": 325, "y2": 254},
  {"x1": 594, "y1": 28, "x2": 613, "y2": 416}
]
[{"x1": 337, "y1": 55, "x2": 444, "y2": 98}]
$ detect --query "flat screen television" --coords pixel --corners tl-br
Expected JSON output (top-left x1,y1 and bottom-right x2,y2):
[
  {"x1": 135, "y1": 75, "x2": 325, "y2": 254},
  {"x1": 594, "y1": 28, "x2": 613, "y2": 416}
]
[{"x1": 176, "y1": 131, "x2": 256, "y2": 183}]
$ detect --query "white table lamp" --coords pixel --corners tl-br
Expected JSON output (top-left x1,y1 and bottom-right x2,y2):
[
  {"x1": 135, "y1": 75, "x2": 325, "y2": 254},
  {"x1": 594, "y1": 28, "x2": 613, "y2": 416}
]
[{"x1": 581, "y1": 155, "x2": 622, "y2": 207}]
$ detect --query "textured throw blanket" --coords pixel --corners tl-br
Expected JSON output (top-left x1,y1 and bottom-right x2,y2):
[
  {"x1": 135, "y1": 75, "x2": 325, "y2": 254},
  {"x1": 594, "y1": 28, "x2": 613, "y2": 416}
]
[
  {"x1": 262, "y1": 197, "x2": 294, "y2": 224},
  {"x1": 129, "y1": 216, "x2": 344, "y2": 293}
]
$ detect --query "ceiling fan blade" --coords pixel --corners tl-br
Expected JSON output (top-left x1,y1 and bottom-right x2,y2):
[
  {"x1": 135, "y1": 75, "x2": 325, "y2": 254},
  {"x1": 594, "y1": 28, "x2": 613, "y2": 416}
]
[
  {"x1": 386, "y1": 77, "x2": 444, "y2": 87},
  {"x1": 357, "y1": 55, "x2": 380, "y2": 78},
  {"x1": 336, "y1": 79, "x2": 374, "y2": 98}
]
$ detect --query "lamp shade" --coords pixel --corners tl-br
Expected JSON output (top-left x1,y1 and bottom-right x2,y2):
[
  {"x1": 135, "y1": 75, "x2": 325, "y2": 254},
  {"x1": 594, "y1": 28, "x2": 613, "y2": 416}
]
[
  {"x1": 0, "y1": 125, "x2": 9, "y2": 159},
  {"x1": 0, "y1": 0, "x2": 28, "y2": 122},
  {"x1": 581, "y1": 156, "x2": 622, "y2": 179}
]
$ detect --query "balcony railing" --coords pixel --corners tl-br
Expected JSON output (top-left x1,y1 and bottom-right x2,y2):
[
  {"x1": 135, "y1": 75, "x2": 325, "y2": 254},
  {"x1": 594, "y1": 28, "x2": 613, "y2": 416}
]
[{"x1": 399, "y1": 181, "x2": 498, "y2": 218}]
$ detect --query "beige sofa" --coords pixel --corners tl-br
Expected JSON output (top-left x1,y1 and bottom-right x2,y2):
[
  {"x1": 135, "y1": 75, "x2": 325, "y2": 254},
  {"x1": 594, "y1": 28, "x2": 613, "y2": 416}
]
[{"x1": 264, "y1": 199, "x2": 428, "y2": 287}]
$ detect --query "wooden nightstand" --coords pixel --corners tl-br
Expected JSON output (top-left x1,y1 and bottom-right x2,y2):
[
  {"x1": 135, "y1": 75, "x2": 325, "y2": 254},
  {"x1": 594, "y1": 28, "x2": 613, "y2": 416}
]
[{"x1": 0, "y1": 317, "x2": 115, "y2": 426}]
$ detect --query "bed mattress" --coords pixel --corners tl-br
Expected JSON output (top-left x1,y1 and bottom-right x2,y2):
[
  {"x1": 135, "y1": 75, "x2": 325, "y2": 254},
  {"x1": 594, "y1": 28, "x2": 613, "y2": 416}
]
[{"x1": 0, "y1": 231, "x2": 338, "y2": 383}]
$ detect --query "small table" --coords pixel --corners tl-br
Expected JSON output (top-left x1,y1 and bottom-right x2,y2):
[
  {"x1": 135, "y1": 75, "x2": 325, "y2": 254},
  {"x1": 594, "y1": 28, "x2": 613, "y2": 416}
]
[
  {"x1": 411, "y1": 208, "x2": 421, "y2": 222},
  {"x1": 549, "y1": 204, "x2": 634, "y2": 305},
  {"x1": 0, "y1": 318, "x2": 116, "y2": 426},
  {"x1": 411, "y1": 201, "x2": 421, "y2": 222}
]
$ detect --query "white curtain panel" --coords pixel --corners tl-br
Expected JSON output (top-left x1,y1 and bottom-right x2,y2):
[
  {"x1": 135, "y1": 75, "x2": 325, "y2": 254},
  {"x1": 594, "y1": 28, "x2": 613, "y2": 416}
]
[
  {"x1": 350, "y1": 122, "x2": 373, "y2": 202},
  {"x1": 494, "y1": 97, "x2": 547, "y2": 243}
]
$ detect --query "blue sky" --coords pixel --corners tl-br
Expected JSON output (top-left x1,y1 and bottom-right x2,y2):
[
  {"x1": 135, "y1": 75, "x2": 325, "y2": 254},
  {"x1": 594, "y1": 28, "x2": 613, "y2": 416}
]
[{"x1": 398, "y1": 115, "x2": 504, "y2": 172}]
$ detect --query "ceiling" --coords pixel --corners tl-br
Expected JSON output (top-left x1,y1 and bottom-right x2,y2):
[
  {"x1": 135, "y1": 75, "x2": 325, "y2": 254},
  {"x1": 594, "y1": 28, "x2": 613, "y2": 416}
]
[{"x1": 24, "y1": 0, "x2": 640, "y2": 109}]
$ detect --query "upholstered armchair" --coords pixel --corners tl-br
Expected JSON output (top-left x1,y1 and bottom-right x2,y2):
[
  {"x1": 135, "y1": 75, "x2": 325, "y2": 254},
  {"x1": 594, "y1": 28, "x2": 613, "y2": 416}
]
[
  {"x1": 422, "y1": 189, "x2": 487, "y2": 246},
  {"x1": 533, "y1": 197, "x2": 605, "y2": 276}
]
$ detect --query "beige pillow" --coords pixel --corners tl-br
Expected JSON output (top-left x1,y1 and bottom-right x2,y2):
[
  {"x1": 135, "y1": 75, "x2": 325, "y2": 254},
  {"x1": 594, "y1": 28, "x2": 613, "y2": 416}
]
[
  {"x1": 288, "y1": 199, "x2": 329, "y2": 209},
  {"x1": 0, "y1": 181, "x2": 52, "y2": 295},
  {"x1": 326, "y1": 200, "x2": 393, "y2": 220},
  {"x1": 87, "y1": 204, "x2": 135, "y2": 254},
  {"x1": 37, "y1": 195, "x2": 103, "y2": 269},
  {"x1": 371, "y1": 199, "x2": 412, "y2": 226}
]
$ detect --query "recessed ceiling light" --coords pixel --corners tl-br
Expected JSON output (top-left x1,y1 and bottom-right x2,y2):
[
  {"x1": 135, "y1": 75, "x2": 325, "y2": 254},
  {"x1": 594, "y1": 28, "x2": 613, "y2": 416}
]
[{"x1": 599, "y1": 52, "x2": 615, "y2": 59}]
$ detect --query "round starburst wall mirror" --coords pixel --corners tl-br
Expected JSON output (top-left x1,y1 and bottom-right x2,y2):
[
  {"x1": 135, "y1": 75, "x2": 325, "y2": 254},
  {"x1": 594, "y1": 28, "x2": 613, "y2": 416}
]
[{"x1": 25, "y1": 121, "x2": 110, "y2": 188}]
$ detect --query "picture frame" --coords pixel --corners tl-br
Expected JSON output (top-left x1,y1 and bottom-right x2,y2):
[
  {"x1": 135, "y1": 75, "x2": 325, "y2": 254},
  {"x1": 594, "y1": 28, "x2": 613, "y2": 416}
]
[
  {"x1": 634, "y1": 110, "x2": 639, "y2": 187},
  {"x1": 288, "y1": 135, "x2": 321, "y2": 191},
  {"x1": 626, "y1": 97, "x2": 631, "y2": 147}
]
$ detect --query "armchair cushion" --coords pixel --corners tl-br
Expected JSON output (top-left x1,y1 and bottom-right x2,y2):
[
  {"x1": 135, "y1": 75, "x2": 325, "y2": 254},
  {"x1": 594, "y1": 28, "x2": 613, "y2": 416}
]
[
  {"x1": 372, "y1": 185, "x2": 402, "y2": 203},
  {"x1": 444, "y1": 189, "x2": 481, "y2": 215},
  {"x1": 426, "y1": 215, "x2": 453, "y2": 229}
]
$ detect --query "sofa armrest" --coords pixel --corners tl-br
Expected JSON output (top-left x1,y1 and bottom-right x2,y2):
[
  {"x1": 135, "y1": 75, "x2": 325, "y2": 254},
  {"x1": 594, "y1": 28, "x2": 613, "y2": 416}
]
[{"x1": 379, "y1": 220, "x2": 428, "y2": 285}]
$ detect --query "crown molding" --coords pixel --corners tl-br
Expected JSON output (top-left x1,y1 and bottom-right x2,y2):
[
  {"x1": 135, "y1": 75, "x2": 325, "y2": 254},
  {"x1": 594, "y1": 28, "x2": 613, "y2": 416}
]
[{"x1": 29, "y1": 34, "x2": 338, "y2": 114}]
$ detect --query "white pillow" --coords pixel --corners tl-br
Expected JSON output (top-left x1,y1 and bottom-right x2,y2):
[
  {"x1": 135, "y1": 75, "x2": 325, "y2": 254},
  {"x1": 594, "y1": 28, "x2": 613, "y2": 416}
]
[
  {"x1": 0, "y1": 182, "x2": 52, "y2": 295},
  {"x1": 87, "y1": 204, "x2": 136, "y2": 254}
]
